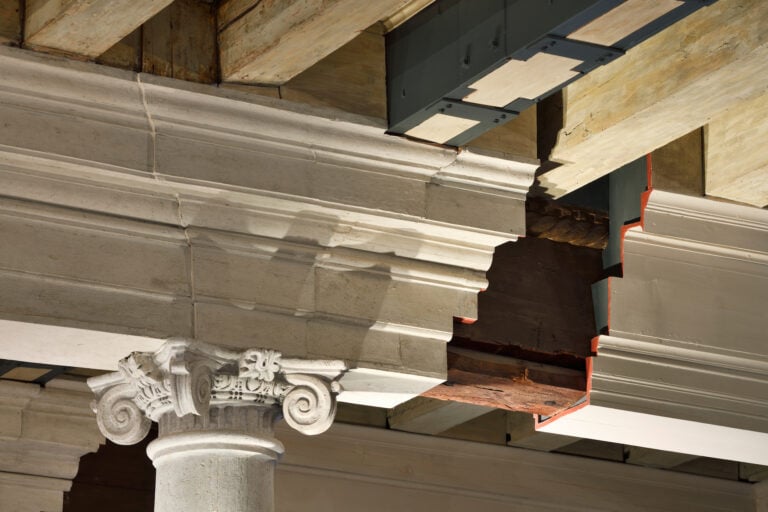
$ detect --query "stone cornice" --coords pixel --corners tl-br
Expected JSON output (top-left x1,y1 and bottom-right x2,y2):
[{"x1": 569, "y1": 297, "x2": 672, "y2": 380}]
[
  {"x1": 88, "y1": 340, "x2": 346, "y2": 445},
  {"x1": 592, "y1": 335, "x2": 768, "y2": 434},
  {"x1": 541, "y1": 191, "x2": 768, "y2": 465},
  {"x1": 643, "y1": 190, "x2": 768, "y2": 251},
  {"x1": 0, "y1": 46, "x2": 535, "y2": 242},
  {"x1": 0, "y1": 45, "x2": 533, "y2": 409}
]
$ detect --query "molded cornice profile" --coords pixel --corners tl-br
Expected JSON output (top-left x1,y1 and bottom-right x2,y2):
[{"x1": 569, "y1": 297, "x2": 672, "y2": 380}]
[
  {"x1": 539, "y1": 190, "x2": 768, "y2": 464},
  {"x1": 0, "y1": 46, "x2": 535, "y2": 241},
  {"x1": 89, "y1": 339, "x2": 346, "y2": 445},
  {"x1": 0, "y1": 46, "x2": 536, "y2": 407}
]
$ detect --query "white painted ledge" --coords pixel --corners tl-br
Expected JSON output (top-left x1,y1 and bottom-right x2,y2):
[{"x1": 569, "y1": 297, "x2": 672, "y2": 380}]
[{"x1": 540, "y1": 191, "x2": 768, "y2": 464}]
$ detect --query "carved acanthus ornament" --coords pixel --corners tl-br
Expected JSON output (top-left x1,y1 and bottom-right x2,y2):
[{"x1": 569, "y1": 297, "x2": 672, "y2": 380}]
[{"x1": 88, "y1": 339, "x2": 346, "y2": 444}]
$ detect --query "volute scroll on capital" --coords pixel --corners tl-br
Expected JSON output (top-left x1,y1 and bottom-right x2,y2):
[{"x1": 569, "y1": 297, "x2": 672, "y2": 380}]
[{"x1": 88, "y1": 339, "x2": 346, "y2": 445}]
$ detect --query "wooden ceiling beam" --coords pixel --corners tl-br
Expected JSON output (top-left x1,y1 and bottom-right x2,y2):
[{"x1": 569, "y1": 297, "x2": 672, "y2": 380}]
[
  {"x1": 706, "y1": 89, "x2": 768, "y2": 207},
  {"x1": 24, "y1": 0, "x2": 174, "y2": 58},
  {"x1": 387, "y1": 397, "x2": 493, "y2": 435},
  {"x1": 218, "y1": 0, "x2": 415, "y2": 85},
  {"x1": 537, "y1": 0, "x2": 768, "y2": 198},
  {"x1": 421, "y1": 347, "x2": 586, "y2": 417}
]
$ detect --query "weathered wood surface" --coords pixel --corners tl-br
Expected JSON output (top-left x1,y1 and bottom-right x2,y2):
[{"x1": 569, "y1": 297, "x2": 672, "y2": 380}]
[
  {"x1": 0, "y1": 0, "x2": 20, "y2": 45},
  {"x1": 454, "y1": 237, "x2": 603, "y2": 357},
  {"x1": 467, "y1": 105, "x2": 538, "y2": 163},
  {"x1": 538, "y1": 0, "x2": 768, "y2": 198},
  {"x1": 96, "y1": 28, "x2": 141, "y2": 71},
  {"x1": 526, "y1": 197, "x2": 608, "y2": 249},
  {"x1": 24, "y1": 0, "x2": 174, "y2": 57},
  {"x1": 218, "y1": 0, "x2": 412, "y2": 84},
  {"x1": 568, "y1": 0, "x2": 683, "y2": 46},
  {"x1": 281, "y1": 28, "x2": 386, "y2": 119},
  {"x1": 143, "y1": 0, "x2": 217, "y2": 83},
  {"x1": 706, "y1": 90, "x2": 768, "y2": 207},
  {"x1": 651, "y1": 128, "x2": 704, "y2": 197},
  {"x1": 422, "y1": 347, "x2": 585, "y2": 416}
]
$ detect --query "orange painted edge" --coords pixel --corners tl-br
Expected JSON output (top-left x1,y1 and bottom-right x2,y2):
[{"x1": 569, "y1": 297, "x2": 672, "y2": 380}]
[
  {"x1": 534, "y1": 335, "x2": 599, "y2": 430},
  {"x1": 619, "y1": 154, "x2": 654, "y2": 264},
  {"x1": 536, "y1": 155, "x2": 655, "y2": 431}
]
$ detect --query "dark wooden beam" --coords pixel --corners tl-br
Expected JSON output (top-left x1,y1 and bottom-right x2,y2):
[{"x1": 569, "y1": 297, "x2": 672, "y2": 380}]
[
  {"x1": 422, "y1": 347, "x2": 585, "y2": 416},
  {"x1": 218, "y1": 0, "x2": 416, "y2": 84},
  {"x1": 453, "y1": 237, "x2": 603, "y2": 358},
  {"x1": 526, "y1": 197, "x2": 608, "y2": 249}
]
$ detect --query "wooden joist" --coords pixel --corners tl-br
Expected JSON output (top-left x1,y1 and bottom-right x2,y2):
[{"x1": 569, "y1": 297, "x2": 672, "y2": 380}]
[
  {"x1": 650, "y1": 128, "x2": 704, "y2": 197},
  {"x1": 0, "y1": 0, "x2": 20, "y2": 45},
  {"x1": 421, "y1": 347, "x2": 586, "y2": 416},
  {"x1": 538, "y1": 0, "x2": 768, "y2": 198},
  {"x1": 387, "y1": 396, "x2": 494, "y2": 435},
  {"x1": 218, "y1": 0, "x2": 414, "y2": 84},
  {"x1": 453, "y1": 237, "x2": 604, "y2": 358},
  {"x1": 706, "y1": 89, "x2": 768, "y2": 207},
  {"x1": 24, "y1": 0, "x2": 174, "y2": 57},
  {"x1": 142, "y1": 0, "x2": 217, "y2": 84}
]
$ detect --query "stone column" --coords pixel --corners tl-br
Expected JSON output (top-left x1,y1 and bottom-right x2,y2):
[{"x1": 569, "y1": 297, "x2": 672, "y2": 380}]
[{"x1": 88, "y1": 339, "x2": 345, "y2": 512}]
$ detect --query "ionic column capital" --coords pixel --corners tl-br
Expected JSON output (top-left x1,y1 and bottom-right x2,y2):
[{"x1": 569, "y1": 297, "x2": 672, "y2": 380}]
[{"x1": 88, "y1": 339, "x2": 346, "y2": 445}]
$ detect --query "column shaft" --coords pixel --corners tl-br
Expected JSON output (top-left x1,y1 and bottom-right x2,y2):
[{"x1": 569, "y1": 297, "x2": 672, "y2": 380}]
[{"x1": 148, "y1": 405, "x2": 284, "y2": 512}]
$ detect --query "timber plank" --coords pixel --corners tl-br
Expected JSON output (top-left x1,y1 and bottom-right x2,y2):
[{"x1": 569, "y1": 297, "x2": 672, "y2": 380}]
[
  {"x1": 142, "y1": 0, "x2": 217, "y2": 84},
  {"x1": 651, "y1": 128, "x2": 704, "y2": 197},
  {"x1": 421, "y1": 347, "x2": 585, "y2": 416},
  {"x1": 454, "y1": 237, "x2": 603, "y2": 357},
  {"x1": 218, "y1": 0, "x2": 411, "y2": 84},
  {"x1": 96, "y1": 28, "x2": 141, "y2": 72},
  {"x1": 538, "y1": 0, "x2": 768, "y2": 198},
  {"x1": 0, "y1": 0, "x2": 20, "y2": 45},
  {"x1": 467, "y1": 105, "x2": 538, "y2": 163},
  {"x1": 281, "y1": 30, "x2": 386, "y2": 119},
  {"x1": 706, "y1": 90, "x2": 768, "y2": 207},
  {"x1": 25, "y1": 0, "x2": 174, "y2": 58},
  {"x1": 217, "y1": 0, "x2": 256, "y2": 31}
]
